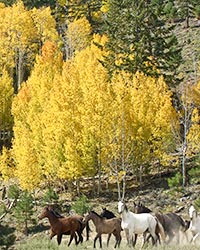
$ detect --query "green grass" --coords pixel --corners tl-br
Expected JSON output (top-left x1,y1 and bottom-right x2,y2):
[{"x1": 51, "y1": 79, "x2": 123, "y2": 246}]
[{"x1": 15, "y1": 233, "x2": 200, "y2": 250}]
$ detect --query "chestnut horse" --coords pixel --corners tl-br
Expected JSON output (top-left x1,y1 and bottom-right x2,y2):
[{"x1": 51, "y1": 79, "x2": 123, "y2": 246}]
[
  {"x1": 48, "y1": 205, "x2": 90, "y2": 241},
  {"x1": 84, "y1": 210, "x2": 122, "y2": 248},
  {"x1": 38, "y1": 206, "x2": 83, "y2": 246}
]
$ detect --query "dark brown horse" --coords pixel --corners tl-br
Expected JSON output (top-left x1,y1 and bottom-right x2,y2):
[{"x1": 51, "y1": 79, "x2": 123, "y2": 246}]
[
  {"x1": 84, "y1": 210, "x2": 122, "y2": 248},
  {"x1": 134, "y1": 202, "x2": 187, "y2": 244},
  {"x1": 47, "y1": 205, "x2": 90, "y2": 241},
  {"x1": 38, "y1": 206, "x2": 83, "y2": 246},
  {"x1": 133, "y1": 201, "x2": 152, "y2": 213}
]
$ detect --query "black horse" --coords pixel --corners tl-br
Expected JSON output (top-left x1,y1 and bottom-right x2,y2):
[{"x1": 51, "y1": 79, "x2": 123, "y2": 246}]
[{"x1": 100, "y1": 207, "x2": 116, "y2": 219}]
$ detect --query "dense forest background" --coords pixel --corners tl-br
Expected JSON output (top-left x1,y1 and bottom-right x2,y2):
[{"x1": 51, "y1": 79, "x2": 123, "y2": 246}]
[{"x1": 0, "y1": 0, "x2": 200, "y2": 199}]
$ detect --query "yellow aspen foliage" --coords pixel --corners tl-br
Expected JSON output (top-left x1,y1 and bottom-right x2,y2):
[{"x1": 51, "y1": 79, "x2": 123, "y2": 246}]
[
  {"x1": 8, "y1": 1, "x2": 37, "y2": 45},
  {"x1": 187, "y1": 108, "x2": 200, "y2": 154},
  {"x1": 0, "y1": 1, "x2": 38, "y2": 91},
  {"x1": 67, "y1": 17, "x2": 92, "y2": 53},
  {"x1": 0, "y1": 69, "x2": 14, "y2": 130},
  {"x1": 129, "y1": 73, "x2": 178, "y2": 165},
  {"x1": 193, "y1": 79, "x2": 200, "y2": 107},
  {"x1": 106, "y1": 71, "x2": 178, "y2": 173},
  {"x1": 53, "y1": 34, "x2": 110, "y2": 180},
  {"x1": 31, "y1": 7, "x2": 60, "y2": 49},
  {"x1": 101, "y1": 0, "x2": 110, "y2": 13},
  {"x1": 0, "y1": 6, "x2": 14, "y2": 70},
  {"x1": 12, "y1": 83, "x2": 42, "y2": 190},
  {"x1": 0, "y1": 147, "x2": 15, "y2": 181},
  {"x1": 12, "y1": 42, "x2": 63, "y2": 190},
  {"x1": 187, "y1": 80, "x2": 200, "y2": 153}
]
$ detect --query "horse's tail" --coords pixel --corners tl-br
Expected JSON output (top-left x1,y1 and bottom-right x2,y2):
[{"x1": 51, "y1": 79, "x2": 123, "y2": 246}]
[
  {"x1": 76, "y1": 219, "x2": 84, "y2": 244},
  {"x1": 178, "y1": 215, "x2": 188, "y2": 232},
  {"x1": 77, "y1": 219, "x2": 84, "y2": 233},
  {"x1": 156, "y1": 218, "x2": 166, "y2": 243},
  {"x1": 80, "y1": 219, "x2": 91, "y2": 240},
  {"x1": 85, "y1": 221, "x2": 91, "y2": 241}
]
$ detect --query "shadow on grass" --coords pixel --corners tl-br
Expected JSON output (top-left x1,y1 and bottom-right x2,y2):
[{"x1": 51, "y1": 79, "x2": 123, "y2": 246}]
[
  {"x1": 0, "y1": 224, "x2": 16, "y2": 250},
  {"x1": 29, "y1": 223, "x2": 50, "y2": 234}
]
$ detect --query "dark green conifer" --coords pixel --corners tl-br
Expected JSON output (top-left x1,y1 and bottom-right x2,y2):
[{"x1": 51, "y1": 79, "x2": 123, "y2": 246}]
[{"x1": 103, "y1": 0, "x2": 182, "y2": 87}]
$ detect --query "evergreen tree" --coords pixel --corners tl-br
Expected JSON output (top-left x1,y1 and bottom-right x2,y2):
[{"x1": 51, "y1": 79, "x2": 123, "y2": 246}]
[
  {"x1": 64, "y1": 0, "x2": 103, "y2": 33},
  {"x1": 103, "y1": 0, "x2": 182, "y2": 87},
  {"x1": 163, "y1": 0, "x2": 178, "y2": 23},
  {"x1": 176, "y1": 0, "x2": 199, "y2": 28}
]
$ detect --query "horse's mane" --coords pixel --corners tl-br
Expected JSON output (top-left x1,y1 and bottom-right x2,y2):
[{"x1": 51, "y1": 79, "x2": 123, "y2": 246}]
[
  {"x1": 91, "y1": 210, "x2": 103, "y2": 218},
  {"x1": 49, "y1": 209, "x2": 64, "y2": 218}
]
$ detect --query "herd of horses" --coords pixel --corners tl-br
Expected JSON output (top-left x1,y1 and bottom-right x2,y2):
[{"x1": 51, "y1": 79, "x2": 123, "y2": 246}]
[{"x1": 38, "y1": 201, "x2": 200, "y2": 248}]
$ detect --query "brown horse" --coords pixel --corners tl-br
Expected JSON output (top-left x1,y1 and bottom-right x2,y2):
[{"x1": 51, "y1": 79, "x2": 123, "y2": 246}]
[
  {"x1": 38, "y1": 206, "x2": 83, "y2": 246},
  {"x1": 84, "y1": 210, "x2": 122, "y2": 248},
  {"x1": 134, "y1": 202, "x2": 187, "y2": 244},
  {"x1": 47, "y1": 205, "x2": 90, "y2": 241}
]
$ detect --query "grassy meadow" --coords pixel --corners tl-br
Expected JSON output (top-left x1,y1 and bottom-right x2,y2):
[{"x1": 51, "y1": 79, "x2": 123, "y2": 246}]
[{"x1": 15, "y1": 230, "x2": 200, "y2": 250}]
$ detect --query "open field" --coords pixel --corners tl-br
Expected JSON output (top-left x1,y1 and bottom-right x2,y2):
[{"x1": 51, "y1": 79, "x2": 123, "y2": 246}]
[
  {"x1": 15, "y1": 219, "x2": 200, "y2": 250},
  {"x1": 15, "y1": 233, "x2": 200, "y2": 250}
]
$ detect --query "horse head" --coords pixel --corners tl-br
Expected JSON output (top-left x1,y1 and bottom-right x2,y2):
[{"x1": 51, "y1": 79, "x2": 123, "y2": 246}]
[
  {"x1": 134, "y1": 201, "x2": 152, "y2": 214},
  {"x1": 38, "y1": 206, "x2": 50, "y2": 220},
  {"x1": 189, "y1": 205, "x2": 198, "y2": 220},
  {"x1": 118, "y1": 200, "x2": 128, "y2": 214}
]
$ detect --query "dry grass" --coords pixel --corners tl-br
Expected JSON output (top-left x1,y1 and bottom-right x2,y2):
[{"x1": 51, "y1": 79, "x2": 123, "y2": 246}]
[
  {"x1": 15, "y1": 234, "x2": 200, "y2": 250},
  {"x1": 15, "y1": 226, "x2": 200, "y2": 250}
]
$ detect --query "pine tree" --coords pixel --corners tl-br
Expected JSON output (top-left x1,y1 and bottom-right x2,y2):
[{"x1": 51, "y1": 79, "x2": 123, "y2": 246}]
[
  {"x1": 65, "y1": 0, "x2": 103, "y2": 33},
  {"x1": 103, "y1": 0, "x2": 182, "y2": 87},
  {"x1": 176, "y1": 0, "x2": 199, "y2": 28}
]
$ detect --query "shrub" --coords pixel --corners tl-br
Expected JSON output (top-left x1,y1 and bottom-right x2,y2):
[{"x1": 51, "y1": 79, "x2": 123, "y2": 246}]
[
  {"x1": 42, "y1": 187, "x2": 59, "y2": 205},
  {"x1": 188, "y1": 166, "x2": 200, "y2": 184},
  {"x1": 71, "y1": 195, "x2": 91, "y2": 215},
  {"x1": 167, "y1": 172, "x2": 182, "y2": 189},
  {"x1": 12, "y1": 190, "x2": 35, "y2": 235},
  {"x1": 7, "y1": 184, "x2": 20, "y2": 200}
]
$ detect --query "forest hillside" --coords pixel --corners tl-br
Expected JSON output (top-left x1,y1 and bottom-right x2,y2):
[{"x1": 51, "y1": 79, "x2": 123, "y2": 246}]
[{"x1": 0, "y1": 0, "x2": 200, "y2": 248}]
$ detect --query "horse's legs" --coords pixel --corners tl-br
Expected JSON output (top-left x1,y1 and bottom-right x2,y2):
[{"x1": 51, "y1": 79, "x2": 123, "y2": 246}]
[
  {"x1": 49, "y1": 230, "x2": 56, "y2": 240},
  {"x1": 132, "y1": 234, "x2": 137, "y2": 247},
  {"x1": 68, "y1": 232, "x2": 75, "y2": 246},
  {"x1": 118, "y1": 234, "x2": 122, "y2": 247},
  {"x1": 107, "y1": 233, "x2": 112, "y2": 246},
  {"x1": 99, "y1": 235, "x2": 102, "y2": 248},
  {"x1": 57, "y1": 234, "x2": 63, "y2": 245},
  {"x1": 149, "y1": 229, "x2": 157, "y2": 246},
  {"x1": 192, "y1": 233, "x2": 200, "y2": 244},
  {"x1": 166, "y1": 231, "x2": 175, "y2": 244},
  {"x1": 77, "y1": 230, "x2": 83, "y2": 244},
  {"x1": 148, "y1": 232, "x2": 160, "y2": 246},
  {"x1": 124, "y1": 228, "x2": 130, "y2": 245},
  {"x1": 86, "y1": 222, "x2": 90, "y2": 241},
  {"x1": 74, "y1": 233, "x2": 78, "y2": 245},
  {"x1": 94, "y1": 234, "x2": 100, "y2": 248},
  {"x1": 112, "y1": 230, "x2": 121, "y2": 248},
  {"x1": 176, "y1": 231, "x2": 180, "y2": 244},
  {"x1": 141, "y1": 231, "x2": 147, "y2": 249}
]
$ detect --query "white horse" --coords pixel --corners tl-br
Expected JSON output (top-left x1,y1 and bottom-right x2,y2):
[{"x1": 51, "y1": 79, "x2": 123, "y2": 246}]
[
  {"x1": 118, "y1": 200, "x2": 165, "y2": 248},
  {"x1": 188, "y1": 204, "x2": 200, "y2": 243}
]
